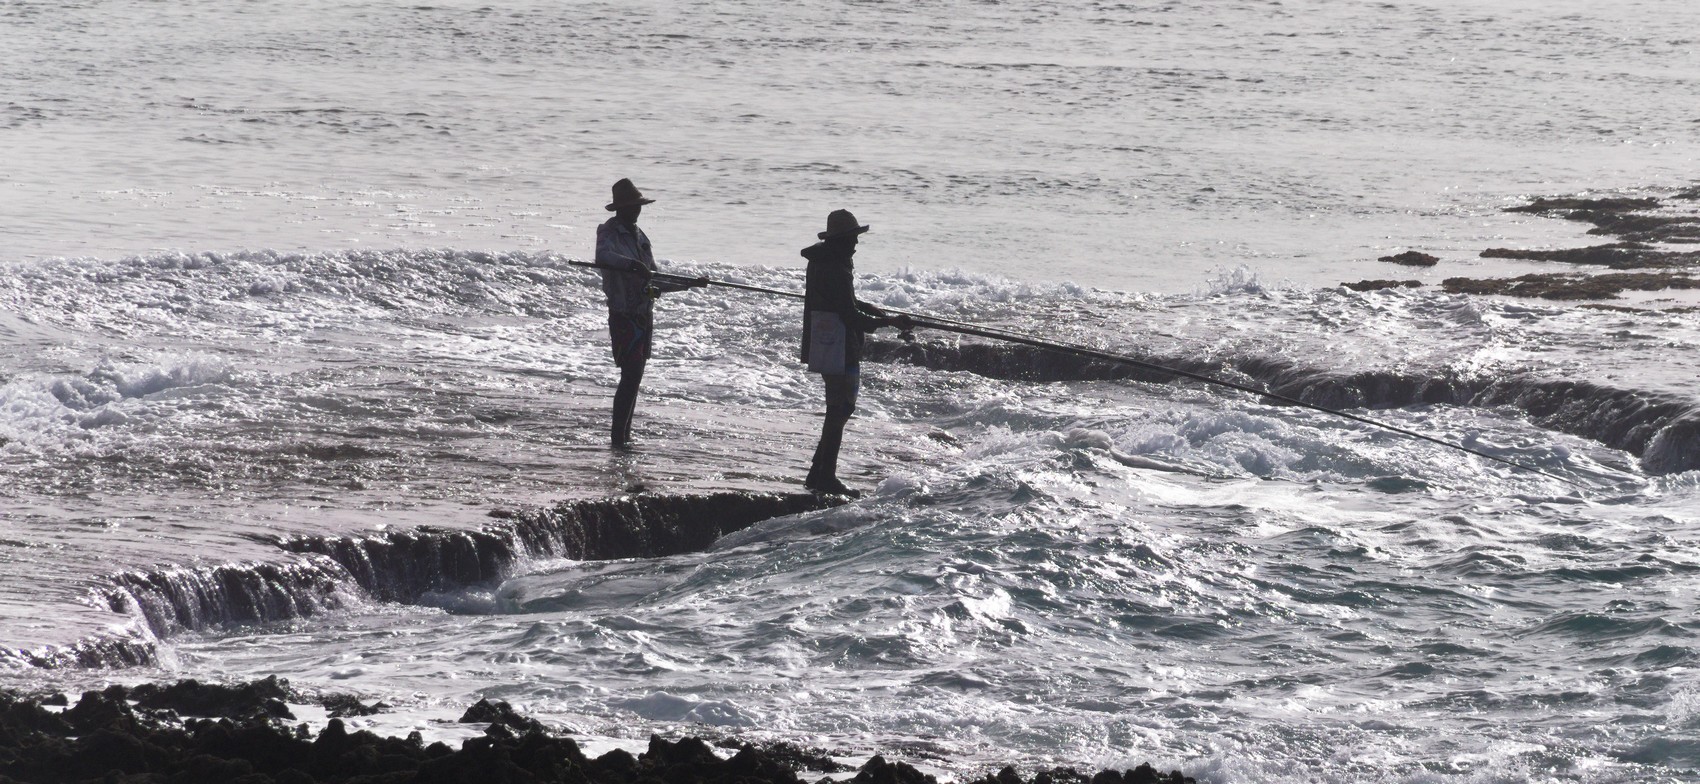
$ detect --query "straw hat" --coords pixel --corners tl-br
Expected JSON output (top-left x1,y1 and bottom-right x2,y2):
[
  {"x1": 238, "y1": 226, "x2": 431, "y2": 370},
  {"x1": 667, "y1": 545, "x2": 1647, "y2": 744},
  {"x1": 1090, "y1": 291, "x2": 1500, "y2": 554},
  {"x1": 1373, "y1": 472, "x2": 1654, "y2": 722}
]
[
  {"x1": 606, "y1": 178, "x2": 656, "y2": 211},
  {"x1": 819, "y1": 209, "x2": 870, "y2": 239}
]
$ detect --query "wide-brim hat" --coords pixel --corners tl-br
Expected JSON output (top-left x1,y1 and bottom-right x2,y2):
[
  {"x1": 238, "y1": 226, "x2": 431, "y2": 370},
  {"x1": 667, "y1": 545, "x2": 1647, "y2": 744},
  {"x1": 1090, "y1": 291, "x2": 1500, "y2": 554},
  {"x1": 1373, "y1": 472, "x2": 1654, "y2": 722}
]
[
  {"x1": 606, "y1": 178, "x2": 656, "y2": 211},
  {"x1": 819, "y1": 208, "x2": 870, "y2": 239}
]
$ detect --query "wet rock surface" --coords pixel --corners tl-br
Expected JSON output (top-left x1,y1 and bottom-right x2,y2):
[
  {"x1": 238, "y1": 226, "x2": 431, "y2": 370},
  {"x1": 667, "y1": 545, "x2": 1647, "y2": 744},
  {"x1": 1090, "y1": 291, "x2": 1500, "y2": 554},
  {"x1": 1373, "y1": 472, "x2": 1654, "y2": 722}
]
[
  {"x1": 0, "y1": 679, "x2": 1195, "y2": 784},
  {"x1": 1343, "y1": 279, "x2": 1423, "y2": 292},
  {"x1": 25, "y1": 492, "x2": 846, "y2": 673},
  {"x1": 322, "y1": 694, "x2": 388, "y2": 720},
  {"x1": 1507, "y1": 196, "x2": 1700, "y2": 245},
  {"x1": 1377, "y1": 250, "x2": 1439, "y2": 267},
  {"x1": 1477, "y1": 242, "x2": 1699, "y2": 269},
  {"x1": 458, "y1": 698, "x2": 546, "y2": 735},
  {"x1": 1346, "y1": 189, "x2": 1700, "y2": 301},
  {"x1": 1441, "y1": 271, "x2": 1700, "y2": 300}
]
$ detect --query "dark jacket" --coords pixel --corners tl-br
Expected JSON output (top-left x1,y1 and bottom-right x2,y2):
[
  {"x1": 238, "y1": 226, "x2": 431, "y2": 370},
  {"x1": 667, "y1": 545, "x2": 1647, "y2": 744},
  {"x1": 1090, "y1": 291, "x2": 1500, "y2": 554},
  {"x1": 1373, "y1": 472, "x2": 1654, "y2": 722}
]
[{"x1": 800, "y1": 239, "x2": 885, "y2": 366}]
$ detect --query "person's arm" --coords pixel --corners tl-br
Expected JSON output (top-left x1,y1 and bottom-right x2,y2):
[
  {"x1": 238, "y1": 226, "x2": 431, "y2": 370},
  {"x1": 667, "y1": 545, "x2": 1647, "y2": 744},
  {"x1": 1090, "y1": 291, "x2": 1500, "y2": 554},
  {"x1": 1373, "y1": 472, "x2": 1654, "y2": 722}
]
[
  {"x1": 854, "y1": 298, "x2": 889, "y2": 329},
  {"x1": 821, "y1": 264, "x2": 867, "y2": 325},
  {"x1": 825, "y1": 267, "x2": 888, "y2": 332}
]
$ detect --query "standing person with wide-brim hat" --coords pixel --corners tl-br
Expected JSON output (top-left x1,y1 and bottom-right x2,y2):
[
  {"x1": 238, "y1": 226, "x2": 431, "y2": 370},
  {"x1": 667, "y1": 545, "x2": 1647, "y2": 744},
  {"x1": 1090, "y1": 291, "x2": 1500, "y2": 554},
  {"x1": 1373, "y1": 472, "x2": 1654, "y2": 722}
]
[
  {"x1": 799, "y1": 209, "x2": 903, "y2": 495},
  {"x1": 595, "y1": 177, "x2": 704, "y2": 447}
]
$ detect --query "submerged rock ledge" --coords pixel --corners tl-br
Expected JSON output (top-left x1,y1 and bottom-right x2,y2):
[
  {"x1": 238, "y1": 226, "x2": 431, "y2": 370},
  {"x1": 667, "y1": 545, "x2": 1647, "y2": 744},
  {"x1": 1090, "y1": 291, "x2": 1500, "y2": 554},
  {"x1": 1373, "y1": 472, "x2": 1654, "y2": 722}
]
[
  {"x1": 0, "y1": 679, "x2": 1197, "y2": 784},
  {"x1": 6, "y1": 493, "x2": 841, "y2": 670},
  {"x1": 867, "y1": 339, "x2": 1700, "y2": 475}
]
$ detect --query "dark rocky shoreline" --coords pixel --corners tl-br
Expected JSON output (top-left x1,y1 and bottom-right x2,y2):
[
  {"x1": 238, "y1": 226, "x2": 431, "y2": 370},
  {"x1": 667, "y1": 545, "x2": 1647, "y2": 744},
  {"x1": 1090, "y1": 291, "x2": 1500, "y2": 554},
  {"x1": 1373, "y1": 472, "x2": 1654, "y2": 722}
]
[{"x1": 0, "y1": 679, "x2": 1196, "y2": 784}]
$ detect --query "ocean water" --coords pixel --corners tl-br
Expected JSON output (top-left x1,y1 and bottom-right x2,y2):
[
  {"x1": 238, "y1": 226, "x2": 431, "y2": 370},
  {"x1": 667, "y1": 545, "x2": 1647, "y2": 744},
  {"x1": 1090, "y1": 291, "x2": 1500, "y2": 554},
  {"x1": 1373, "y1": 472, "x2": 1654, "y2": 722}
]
[{"x1": 4, "y1": 0, "x2": 1700, "y2": 782}]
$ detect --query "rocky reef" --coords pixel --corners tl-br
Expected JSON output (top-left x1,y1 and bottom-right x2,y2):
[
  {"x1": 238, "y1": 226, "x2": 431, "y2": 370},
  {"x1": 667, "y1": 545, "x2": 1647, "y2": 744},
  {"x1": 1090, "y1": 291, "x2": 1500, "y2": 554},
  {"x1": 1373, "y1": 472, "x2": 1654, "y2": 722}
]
[
  {"x1": 1440, "y1": 270, "x2": 1700, "y2": 300},
  {"x1": 1344, "y1": 188, "x2": 1700, "y2": 303},
  {"x1": 1377, "y1": 251, "x2": 1439, "y2": 267},
  {"x1": 0, "y1": 679, "x2": 1196, "y2": 784}
]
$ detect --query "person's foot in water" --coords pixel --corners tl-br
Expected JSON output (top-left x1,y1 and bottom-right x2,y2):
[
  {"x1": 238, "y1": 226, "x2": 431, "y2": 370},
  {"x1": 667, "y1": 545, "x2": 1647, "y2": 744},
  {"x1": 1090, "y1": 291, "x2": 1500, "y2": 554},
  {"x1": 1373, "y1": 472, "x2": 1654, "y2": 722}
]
[{"x1": 806, "y1": 475, "x2": 861, "y2": 498}]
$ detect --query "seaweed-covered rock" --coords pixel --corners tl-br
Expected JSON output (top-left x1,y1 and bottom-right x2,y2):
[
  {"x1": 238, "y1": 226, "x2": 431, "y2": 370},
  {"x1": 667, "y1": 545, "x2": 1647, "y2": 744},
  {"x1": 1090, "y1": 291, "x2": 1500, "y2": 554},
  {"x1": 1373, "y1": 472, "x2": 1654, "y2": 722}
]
[
  {"x1": 1377, "y1": 251, "x2": 1439, "y2": 266},
  {"x1": 1442, "y1": 271, "x2": 1700, "y2": 300},
  {"x1": 1343, "y1": 279, "x2": 1422, "y2": 292},
  {"x1": 1506, "y1": 196, "x2": 1660, "y2": 213},
  {"x1": 1478, "y1": 243, "x2": 1695, "y2": 270}
]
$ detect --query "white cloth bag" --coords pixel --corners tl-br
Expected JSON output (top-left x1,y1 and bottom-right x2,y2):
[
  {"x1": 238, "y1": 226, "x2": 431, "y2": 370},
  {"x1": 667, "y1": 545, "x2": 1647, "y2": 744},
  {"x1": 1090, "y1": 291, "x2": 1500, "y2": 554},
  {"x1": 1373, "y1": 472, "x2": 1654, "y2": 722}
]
[{"x1": 807, "y1": 311, "x2": 847, "y2": 374}]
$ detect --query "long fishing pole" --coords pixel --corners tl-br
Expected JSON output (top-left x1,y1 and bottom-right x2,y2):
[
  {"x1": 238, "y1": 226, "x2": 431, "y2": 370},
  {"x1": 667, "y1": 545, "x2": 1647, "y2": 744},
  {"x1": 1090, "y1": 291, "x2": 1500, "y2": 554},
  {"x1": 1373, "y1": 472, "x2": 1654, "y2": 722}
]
[
  {"x1": 564, "y1": 259, "x2": 1579, "y2": 485},
  {"x1": 566, "y1": 259, "x2": 1019, "y2": 336},
  {"x1": 564, "y1": 259, "x2": 803, "y2": 299}
]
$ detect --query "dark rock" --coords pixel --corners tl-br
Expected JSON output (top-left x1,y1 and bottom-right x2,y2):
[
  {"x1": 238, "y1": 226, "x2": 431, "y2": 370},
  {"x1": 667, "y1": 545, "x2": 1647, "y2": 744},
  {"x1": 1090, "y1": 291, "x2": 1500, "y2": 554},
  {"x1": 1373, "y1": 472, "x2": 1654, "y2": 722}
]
[
  {"x1": 647, "y1": 734, "x2": 722, "y2": 767},
  {"x1": 179, "y1": 751, "x2": 257, "y2": 782},
  {"x1": 1125, "y1": 762, "x2": 1185, "y2": 784},
  {"x1": 78, "y1": 727, "x2": 151, "y2": 774},
  {"x1": 275, "y1": 769, "x2": 317, "y2": 784},
  {"x1": 1442, "y1": 272, "x2": 1700, "y2": 300},
  {"x1": 1478, "y1": 243, "x2": 1696, "y2": 270},
  {"x1": 312, "y1": 717, "x2": 356, "y2": 765},
  {"x1": 1506, "y1": 196, "x2": 1659, "y2": 213},
  {"x1": 324, "y1": 692, "x2": 388, "y2": 718},
  {"x1": 485, "y1": 719, "x2": 518, "y2": 741},
  {"x1": 853, "y1": 754, "x2": 937, "y2": 784},
  {"x1": 1343, "y1": 279, "x2": 1422, "y2": 292},
  {"x1": 131, "y1": 675, "x2": 295, "y2": 721},
  {"x1": 1377, "y1": 250, "x2": 1439, "y2": 266},
  {"x1": 591, "y1": 745, "x2": 641, "y2": 780},
  {"x1": 1464, "y1": 190, "x2": 1700, "y2": 313},
  {"x1": 509, "y1": 728, "x2": 589, "y2": 778},
  {"x1": 1033, "y1": 768, "x2": 1091, "y2": 784},
  {"x1": 1574, "y1": 212, "x2": 1700, "y2": 243},
  {"x1": 728, "y1": 740, "x2": 848, "y2": 773},
  {"x1": 64, "y1": 686, "x2": 138, "y2": 734},
  {"x1": 1493, "y1": 193, "x2": 1700, "y2": 261},
  {"x1": 459, "y1": 697, "x2": 546, "y2": 734},
  {"x1": 2, "y1": 678, "x2": 1198, "y2": 784},
  {"x1": 724, "y1": 744, "x2": 808, "y2": 783},
  {"x1": 1, "y1": 695, "x2": 71, "y2": 736}
]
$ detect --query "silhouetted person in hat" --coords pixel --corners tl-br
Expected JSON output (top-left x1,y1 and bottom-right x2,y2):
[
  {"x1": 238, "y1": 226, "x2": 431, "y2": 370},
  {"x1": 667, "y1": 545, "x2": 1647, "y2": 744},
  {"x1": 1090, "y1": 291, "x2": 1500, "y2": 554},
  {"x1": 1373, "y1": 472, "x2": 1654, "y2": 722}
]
[
  {"x1": 596, "y1": 177, "x2": 702, "y2": 447},
  {"x1": 800, "y1": 209, "x2": 901, "y2": 496}
]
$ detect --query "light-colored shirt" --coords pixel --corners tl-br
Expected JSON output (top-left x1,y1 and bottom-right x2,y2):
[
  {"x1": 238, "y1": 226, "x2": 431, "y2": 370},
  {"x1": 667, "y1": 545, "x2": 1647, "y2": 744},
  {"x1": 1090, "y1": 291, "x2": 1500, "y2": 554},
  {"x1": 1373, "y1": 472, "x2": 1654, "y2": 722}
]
[{"x1": 596, "y1": 217, "x2": 655, "y2": 315}]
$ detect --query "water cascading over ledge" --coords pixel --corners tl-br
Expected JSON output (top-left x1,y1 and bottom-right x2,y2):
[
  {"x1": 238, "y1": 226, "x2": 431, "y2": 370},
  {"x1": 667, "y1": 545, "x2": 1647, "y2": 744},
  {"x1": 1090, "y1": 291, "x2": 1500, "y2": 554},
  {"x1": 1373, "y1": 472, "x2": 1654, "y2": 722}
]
[
  {"x1": 10, "y1": 492, "x2": 840, "y2": 670},
  {"x1": 275, "y1": 491, "x2": 839, "y2": 604}
]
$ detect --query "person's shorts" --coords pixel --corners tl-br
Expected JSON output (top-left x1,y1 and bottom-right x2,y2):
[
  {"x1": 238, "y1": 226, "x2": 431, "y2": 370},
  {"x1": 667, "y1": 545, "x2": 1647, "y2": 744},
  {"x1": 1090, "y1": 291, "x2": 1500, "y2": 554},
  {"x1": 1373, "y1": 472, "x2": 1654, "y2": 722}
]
[
  {"x1": 823, "y1": 365, "x2": 859, "y2": 411},
  {"x1": 608, "y1": 311, "x2": 652, "y2": 368}
]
